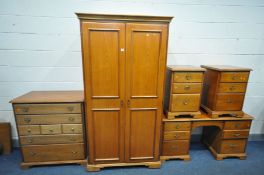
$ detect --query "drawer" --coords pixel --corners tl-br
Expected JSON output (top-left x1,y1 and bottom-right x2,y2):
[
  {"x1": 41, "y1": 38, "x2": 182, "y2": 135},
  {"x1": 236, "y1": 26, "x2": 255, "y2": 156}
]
[
  {"x1": 20, "y1": 134, "x2": 84, "y2": 145},
  {"x1": 224, "y1": 121, "x2": 251, "y2": 130},
  {"x1": 220, "y1": 72, "x2": 249, "y2": 82},
  {"x1": 162, "y1": 140, "x2": 189, "y2": 156},
  {"x1": 215, "y1": 93, "x2": 244, "y2": 111},
  {"x1": 41, "y1": 124, "x2": 61, "y2": 135},
  {"x1": 164, "y1": 122, "x2": 191, "y2": 131},
  {"x1": 173, "y1": 72, "x2": 203, "y2": 83},
  {"x1": 14, "y1": 103, "x2": 82, "y2": 115},
  {"x1": 164, "y1": 131, "x2": 190, "y2": 141},
  {"x1": 22, "y1": 143, "x2": 85, "y2": 162},
  {"x1": 220, "y1": 139, "x2": 247, "y2": 154},
  {"x1": 170, "y1": 94, "x2": 200, "y2": 112},
  {"x1": 222, "y1": 130, "x2": 249, "y2": 139},
  {"x1": 172, "y1": 83, "x2": 202, "y2": 94},
  {"x1": 16, "y1": 114, "x2": 82, "y2": 125},
  {"x1": 18, "y1": 125, "x2": 40, "y2": 136},
  {"x1": 218, "y1": 83, "x2": 247, "y2": 93},
  {"x1": 62, "y1": 124, "x2": 83, "y2": 134}
]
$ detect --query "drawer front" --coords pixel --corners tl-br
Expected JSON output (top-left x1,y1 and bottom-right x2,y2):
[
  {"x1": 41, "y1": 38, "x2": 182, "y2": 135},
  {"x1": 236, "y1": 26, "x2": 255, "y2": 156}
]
[
  {"x1": 62, "y1": 124, "x2": 83, "y2": 134},
  {"x1": 220, "y1": 72, "x2": 249, "y2": 82},
  {"x1": 164, "y1": 131, "x2": 190, "y2": 141},
  {"x1": 173, "y1": 72, "x2": 203, "y2": 83},
  {"x1": 164, "y1": 122, "x2": 191, "y2": 131},
  {"x1": 220, "y1": 139, "x2": 247, "y2": 154},
  {"x1": 218, "y1": 83, "x2": 247, "y2": 93},
  {"x1": 22, "y1": 143, "x2": 85, "y2": 162},
  {"x1": 172, "y1": 83, "x2": 202, "y2": 94},
  {"x1": 162, "y1": 140, "x2": 189, "y2": 156},
  {"x1": 14, "y1": 103, "x2": 81, "y2": 115},
  {"x1": 215, "y1": 94, "x2": 244, "y2": 111},
  {"x1": 16, "y1": 114, "x2": 82, "y2": 125},
  {"x1": 41, "y1": 125, "x2": 61, "y2": 135},
  {"x1": 20, "y1": 134, "x2": 84, "y2": 145},
  {"x1": 222, "y1": 130, "x2": 249, "y2": 139},
  {"x1": 170, "y1": 94, "x2": 200, "y2": 112},
  {"x1": 224, "y1": 121, "x2": 251, "y2": 130},
  {"x1": 18, "y1": 125, "x2": 40, "y2": 136}
]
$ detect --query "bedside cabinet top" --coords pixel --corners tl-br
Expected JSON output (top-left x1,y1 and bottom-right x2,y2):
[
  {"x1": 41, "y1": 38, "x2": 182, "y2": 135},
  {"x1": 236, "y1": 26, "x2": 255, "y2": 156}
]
[
  {"x1": 201, "y1": 65, "x2": 252, "y2": 72},
  {"x1": 167, "y1": 65, "x2": 205, "y2": 72},
  {"x1": 10, "y1": 91, "x2": 84, "y2": 104}
]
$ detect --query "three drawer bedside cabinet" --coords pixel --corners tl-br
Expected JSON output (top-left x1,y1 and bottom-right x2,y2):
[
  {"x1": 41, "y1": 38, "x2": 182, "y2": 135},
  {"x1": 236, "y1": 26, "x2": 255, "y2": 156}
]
[
  {"x1": 201, "y1": 65, "x2": 252, "y2": 118},
  {"x1": 161, "y1": 113, "x2": 253, "y2": 161},
  {"x1": 10, "y1": 91, "x2": 86, "y2": 169},
  {"x1": 164, "y1": 65, "x2": 205, "y2": 119}
]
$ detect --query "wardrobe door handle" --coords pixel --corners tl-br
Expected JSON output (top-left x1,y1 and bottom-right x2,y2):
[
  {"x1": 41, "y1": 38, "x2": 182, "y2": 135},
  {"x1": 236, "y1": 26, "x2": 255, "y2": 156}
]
[
  {"x1": 120, "y1": 100, "x2": 124, "y2": 107},
  {"x1": 127, "y1": 100, "x2": 131, "y2": 107}
]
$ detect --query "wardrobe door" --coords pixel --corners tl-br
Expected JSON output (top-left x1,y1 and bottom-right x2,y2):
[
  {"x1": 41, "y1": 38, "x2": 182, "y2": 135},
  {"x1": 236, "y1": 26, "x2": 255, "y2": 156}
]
[
  {"x1": 125, "y1": 23, "x2": 168, "y2": 162},
  {"x1": 81, "y1": 22, "x2": 126, "y2": 163}
]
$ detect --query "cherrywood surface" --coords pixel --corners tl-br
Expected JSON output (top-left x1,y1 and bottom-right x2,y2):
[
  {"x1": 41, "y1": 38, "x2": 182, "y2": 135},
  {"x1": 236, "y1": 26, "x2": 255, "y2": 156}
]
[
  {"x1": 79, "y1": 14, "x2": 171, "y2": 167},
  {"x1": 220, "y1": 72, "x2": 250, "y2": 82},
  {"x1": 172, "y1": 83, "x2": 202, "y2": 94},
  {"x1": 167, "y1": 65, "x2": 205, "y2": 71},
  {"x1": 218, "y1": 83, "x2": 247, "y2": 93},
  {"x1": 22, "y1": 143, "x2": 85, "y2": 162},
  {"x1": 81, "y1": 21, "x2": 126, "y2": 164},
  {"x1": 173, "y1": 72, "x2": 204, "y2": 83},
  {"x1": 161, "y1": 113, "x2": 253, "y2": 161},
  {"x1": 0, "y1": 122, "x2": 12, "y2": 154},
  {"x1": 10, "y1": 91, "x2": 84, "y2": 103},
  {"x1": 14, "y1": 103, "x2": 82, "y2": 115},
  {"x1": 201, "y1": 65, "x2": 252, "y2": 71},
  {"x1": 20, "y1": 134, "x2": 84, "y2": 145},
  {"x1": 16, "y1": 114, "x2": 82, "y2": 125},
  {"x1": 76, "y1": 13, "x2": 173, "y2": 23}
]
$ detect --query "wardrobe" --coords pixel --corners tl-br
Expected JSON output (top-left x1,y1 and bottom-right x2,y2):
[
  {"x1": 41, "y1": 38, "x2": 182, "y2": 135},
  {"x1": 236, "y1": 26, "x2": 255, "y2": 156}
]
[{"x1": 76, "y1": 13, "x2": 172, "y2": 169}]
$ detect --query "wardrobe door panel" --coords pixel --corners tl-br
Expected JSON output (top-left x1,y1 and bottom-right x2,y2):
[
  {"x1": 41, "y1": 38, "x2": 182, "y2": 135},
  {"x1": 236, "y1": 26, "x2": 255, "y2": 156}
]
[
  {"x1": 125, "y1": 23, "x2": 168, "y2": 162},
  {"x1": 81, "y1": 22, "x2": 126, "y2": 163}
]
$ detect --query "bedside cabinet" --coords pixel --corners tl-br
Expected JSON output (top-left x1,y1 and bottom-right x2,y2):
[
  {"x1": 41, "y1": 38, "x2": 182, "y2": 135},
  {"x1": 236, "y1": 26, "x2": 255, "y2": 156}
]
[
  {"x1": 164, "y1": 66, "x2": 205, "y2": 119},
  {"x1": 10, "y1": 91, "x2": 86, "y2": 169},
  {"x1": 201, "y1": 65, "x2": 252, "y2": 118}
]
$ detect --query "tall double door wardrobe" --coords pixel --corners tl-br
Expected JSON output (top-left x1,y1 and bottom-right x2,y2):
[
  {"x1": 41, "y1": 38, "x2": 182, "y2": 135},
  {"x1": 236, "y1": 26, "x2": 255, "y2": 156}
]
[{"x1": 77, "y1": 13, "x2": 172, "y2": 166}]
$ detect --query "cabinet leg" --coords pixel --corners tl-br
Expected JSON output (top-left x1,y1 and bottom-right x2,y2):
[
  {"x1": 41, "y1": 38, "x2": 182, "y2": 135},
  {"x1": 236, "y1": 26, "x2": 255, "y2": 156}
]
[
  {"x1": 148, "y1": 162, "x2": 161, "y2": 169},
  {"x1": 87, "y1": 165, "x2": 101, "y2": 172}
]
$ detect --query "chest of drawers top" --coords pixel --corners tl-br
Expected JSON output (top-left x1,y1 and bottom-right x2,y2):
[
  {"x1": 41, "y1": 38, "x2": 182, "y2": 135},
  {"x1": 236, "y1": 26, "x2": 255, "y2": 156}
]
[{"x1": 10, "y1": 91, "x2": 84, "y2": 104}]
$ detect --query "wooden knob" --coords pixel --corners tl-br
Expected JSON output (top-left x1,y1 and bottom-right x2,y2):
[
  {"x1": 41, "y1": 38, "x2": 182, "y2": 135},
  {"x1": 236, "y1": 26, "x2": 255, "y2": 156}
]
[
  {"x1": 69, "y1": 137, "x2": 75, "y2": 141},
  {"x1": 72, "y1": 151, "x2": 77, "y2": 154},
  {"x1": 229, "y1": 144, "x2": 237, "y2": 148},
  {"x1": 234, "y1": 133, "x2": 241, "y2": 137},
  {"x1": 183, "y1": 101, "x2": 188, "y2": 105},
  {"x1": 175, "y1": 125, "x2": 179, "y2": 129},
  {"x1": 27, "y1": 138, "x2": 33, "y2": 143},
  {"x1": 27, "y1": 129, "x2": 31, "y2": 133},
  {"x1": 71, "y1": 128, "x2": 75, "y2": 132},
  {"x1": 185, "y1": 75, "x2": 192, "y2": 80},
  {"x1": 49, "y1": 129, "x2": 54, "y2": 133},
  {"x1": 29, "y1": 152, "x2": 36, "y2": 156},
  {"x1": 22, "y1": 107, "x2": 29, "y2": 112},
  {"x1": 174, "y1": 135, "x2": 179, "y2": 138},
  {"x1": 229, "y1": 86, "x2": 235, "y2": 91}
]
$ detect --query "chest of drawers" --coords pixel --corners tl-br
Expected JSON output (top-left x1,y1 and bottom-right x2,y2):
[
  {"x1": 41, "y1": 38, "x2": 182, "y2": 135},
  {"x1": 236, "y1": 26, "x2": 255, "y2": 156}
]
[
  {"x1": 164, "y1": 66, "x2": 205, "y2": 119},
  {"x1": 10, "y1": 91, "x2": 86, "y2": 169},
  {"x1": 201, "y1": 65, "x2": 252, "y2": 118}
]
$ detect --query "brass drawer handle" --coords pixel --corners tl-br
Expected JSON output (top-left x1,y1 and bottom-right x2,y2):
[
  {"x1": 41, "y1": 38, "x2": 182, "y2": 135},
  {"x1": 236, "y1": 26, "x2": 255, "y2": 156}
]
[
  {"x1": 229, "y1": 144, "x2": 237, "y2": 148},
  {"x1": 234, "y1": 133, "x2": 241, "y2": 137},
  {"x1": 68, "y1": 117, "x2": 75, "y2": 122},
  {"x1": 171, "y1": 145, "x2": 177, "y2": 149},
  {"x1": 232, "y1": 75, "x2": 237, "y2": 80},
  {"x1": 235, "y1": 123, "x2": 241, "y2": 128},
  {"x1": 24, "y1": 118, "x2": 31, "y2": 123},
  {"x1": 27, "y1": 129, "x2": 31, "y2": 133},
  {"x1": 227, "y1": 99, "x2": 233, "y2": 103},
  {"x1": 175, "y1": 125, "x2": 180, "y2": 129},
  {"x1": 29, "y1": 152, "x2": 36, "y2": 156},
  {"x1": 184, "y1": 85, "x2": 190, "y2": 90},
  {"x1": 69, "y1": 137, "x2": 75, "y2": 141},
  {"x1": 174, "y1": 135, "x2": 180, "y2": 138},
  {"x1": 185, "y1": 75, "x2": 192, "y2": 80},
  {"x1": 72, "y1": 151, "x2": 78, "y2": 154},
  {"x1": 49, "y1": 129, "x2": 54, "y2": 133},
  {"x1": 21, "y1": 107, "x2": 29, "y2": 112},
  {"x1": 71, "y1": 128, "x2": 75, "y2": 132},
  {"x1": 27, "y1": 138, "x2": 33, "y2": 143},
  {"x1": 229, "y1": 86, "x2": 235, "y2": 91},
  {"x1": 183, "y1": 101, "x2": 189, "y2": 105},
  {"x1": 67, "y1": 106, "x2": 75, "y2": 111}
]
